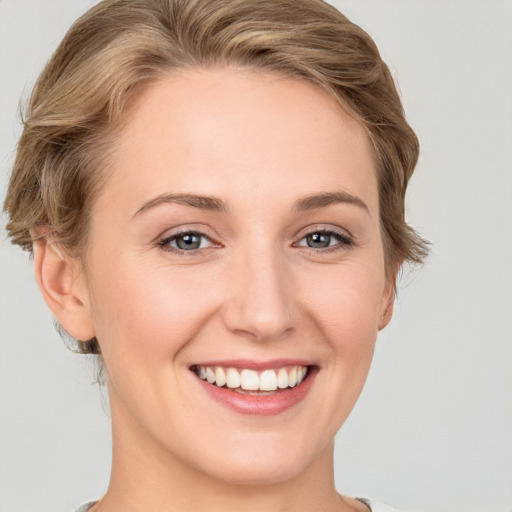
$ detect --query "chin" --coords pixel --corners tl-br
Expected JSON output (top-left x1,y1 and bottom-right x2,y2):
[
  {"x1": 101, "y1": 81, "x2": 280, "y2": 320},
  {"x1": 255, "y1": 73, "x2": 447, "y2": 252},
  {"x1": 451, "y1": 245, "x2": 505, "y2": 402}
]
[
  {"x1": 203, "y1": 458, "x2": 307, "y2": 487},
  {"x1": 186, "y1": 431, "x2": 324, "y2": 487}
]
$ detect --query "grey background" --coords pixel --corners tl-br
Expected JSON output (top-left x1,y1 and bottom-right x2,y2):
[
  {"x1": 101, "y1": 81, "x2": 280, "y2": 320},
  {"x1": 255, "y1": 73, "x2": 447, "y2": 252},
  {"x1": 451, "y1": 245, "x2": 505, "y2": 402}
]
[{"x1": 1, "y1": 1, "x2": 511, "y2": 511}]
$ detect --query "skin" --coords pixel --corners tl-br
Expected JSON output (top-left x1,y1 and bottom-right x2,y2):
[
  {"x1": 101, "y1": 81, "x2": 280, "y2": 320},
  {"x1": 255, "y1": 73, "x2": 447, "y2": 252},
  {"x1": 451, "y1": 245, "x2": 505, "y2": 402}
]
[{"x1": 34, "y1": 68, "x2": 395, "y2": 512}]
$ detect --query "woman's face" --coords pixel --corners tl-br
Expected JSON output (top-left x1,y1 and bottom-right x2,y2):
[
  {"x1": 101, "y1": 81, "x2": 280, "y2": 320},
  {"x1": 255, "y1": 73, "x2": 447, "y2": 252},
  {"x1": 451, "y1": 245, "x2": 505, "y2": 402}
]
[{"x1": 78, "y1": 68, "x2": 393, "y2": 484}]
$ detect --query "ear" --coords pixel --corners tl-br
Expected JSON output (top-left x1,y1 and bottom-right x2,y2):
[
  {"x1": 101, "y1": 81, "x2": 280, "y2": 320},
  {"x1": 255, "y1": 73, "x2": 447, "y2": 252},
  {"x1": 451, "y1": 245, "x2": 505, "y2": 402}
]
[
  {"x1": 378, "y1": 271, "x2": 398, "y2": 331},
  {"x1": 32, "y1": 237, "x2": 95, "y2": 341}
]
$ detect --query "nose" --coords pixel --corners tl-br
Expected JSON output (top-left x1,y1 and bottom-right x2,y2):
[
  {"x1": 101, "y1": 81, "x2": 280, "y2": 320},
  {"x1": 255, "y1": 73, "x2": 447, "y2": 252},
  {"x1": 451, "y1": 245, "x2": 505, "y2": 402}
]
[{"x1": 221, "y1": 247, "x2": 298, "y2": 342}]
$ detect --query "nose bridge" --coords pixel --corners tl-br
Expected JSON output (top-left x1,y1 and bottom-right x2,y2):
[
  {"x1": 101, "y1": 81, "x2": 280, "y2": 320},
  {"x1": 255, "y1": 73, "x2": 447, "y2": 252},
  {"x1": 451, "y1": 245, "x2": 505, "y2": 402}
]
[{"x1": 222, "y1": 241, "x2": 297, "y2": 341}]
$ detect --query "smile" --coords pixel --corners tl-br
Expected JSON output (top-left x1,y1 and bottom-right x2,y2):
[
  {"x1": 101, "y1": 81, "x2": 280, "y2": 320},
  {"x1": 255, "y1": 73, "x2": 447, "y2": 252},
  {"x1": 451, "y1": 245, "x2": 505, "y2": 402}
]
[
  {"x1": 192, "y1": 365, "x2": 309, "y2": 393},
  {"x1": 190, "y1": 361, "x2": 317, "y2": 415}
]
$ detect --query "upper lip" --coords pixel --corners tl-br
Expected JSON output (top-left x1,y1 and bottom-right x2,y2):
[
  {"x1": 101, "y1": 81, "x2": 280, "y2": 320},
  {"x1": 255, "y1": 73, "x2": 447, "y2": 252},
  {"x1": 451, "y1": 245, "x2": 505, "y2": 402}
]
[{"x1": 189, "y1": 358, "x2": 317, "y2": 371}]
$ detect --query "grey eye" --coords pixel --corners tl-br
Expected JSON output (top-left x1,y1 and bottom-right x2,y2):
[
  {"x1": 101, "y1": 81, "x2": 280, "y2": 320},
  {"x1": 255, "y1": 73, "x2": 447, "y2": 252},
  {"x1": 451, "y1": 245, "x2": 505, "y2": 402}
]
[
  {"x1": 305, "y1": 232, "x2": 332, "y2": 248},
  {"x1": 175, "y1": 233, "x2": 203, "y2": 250},
  {"x1": 159, "y1": 231, "x2": 212, "y2": 252},
  {"x1": 296, "y1": 230, "x2": 353, "y2": 250}
]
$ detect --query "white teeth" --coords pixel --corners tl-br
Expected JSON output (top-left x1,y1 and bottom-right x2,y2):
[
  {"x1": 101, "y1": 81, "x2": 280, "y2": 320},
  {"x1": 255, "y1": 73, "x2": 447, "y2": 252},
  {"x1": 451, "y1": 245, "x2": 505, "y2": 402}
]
[
  {"x1": 277, "y1": 368, "x2": 289, "y2": 389},
  {"x1": 205, "y1": 367, "x2": 215, "y2": 384},
  {"x1": 288, "y1": 367, "x2": 297, "y2": 387},
  {"x1": 259, "y1": 370, "x2": 277, "y2": 391},
  {"x1": 240, "y1": 369, "x2": 259, "y2": 391},
  {"x1": 195, "y1": 364, "x2": 309, "y2": 391},
  {"x1": 226, "y1": 368, "x2": 241, "y2": 388},
  {"x1": 214, "y1": 367, "x2": 226, "y2": 387}
]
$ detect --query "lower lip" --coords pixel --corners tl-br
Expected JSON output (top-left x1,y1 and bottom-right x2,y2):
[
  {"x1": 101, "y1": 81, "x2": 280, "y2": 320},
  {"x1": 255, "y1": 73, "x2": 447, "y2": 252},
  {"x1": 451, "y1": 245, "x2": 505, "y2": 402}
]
[{"x1": 193, "y1": 369, "x2": 317, "y2": 416}]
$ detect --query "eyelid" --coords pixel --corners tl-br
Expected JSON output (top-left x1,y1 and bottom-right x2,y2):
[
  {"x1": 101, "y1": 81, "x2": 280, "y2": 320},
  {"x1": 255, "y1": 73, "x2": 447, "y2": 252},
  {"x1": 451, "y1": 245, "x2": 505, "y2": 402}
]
[
  {"x1": 155, "y1": 224, "x2": 217, "y2": 242},
  {"x1": 294, "y1": 223, "x2": 353, "y2": 241}
]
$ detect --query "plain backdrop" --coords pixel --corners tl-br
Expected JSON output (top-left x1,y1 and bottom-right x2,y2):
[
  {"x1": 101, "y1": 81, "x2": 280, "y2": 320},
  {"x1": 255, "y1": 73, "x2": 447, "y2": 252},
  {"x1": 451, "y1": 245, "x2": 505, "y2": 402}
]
[{"x1": 1, "y1": 1, "x2": 511, "y2": 511}]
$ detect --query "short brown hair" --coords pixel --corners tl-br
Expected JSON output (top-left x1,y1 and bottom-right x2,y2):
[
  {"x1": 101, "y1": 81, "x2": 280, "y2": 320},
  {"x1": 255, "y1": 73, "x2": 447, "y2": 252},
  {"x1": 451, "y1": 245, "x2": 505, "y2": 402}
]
[{"x1": 4, "y1": 0, "x2": 428, "y2": 354}]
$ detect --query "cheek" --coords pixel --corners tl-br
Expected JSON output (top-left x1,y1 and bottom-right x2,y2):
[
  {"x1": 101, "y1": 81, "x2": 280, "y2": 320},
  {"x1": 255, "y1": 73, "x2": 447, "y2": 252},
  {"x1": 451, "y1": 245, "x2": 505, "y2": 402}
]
[
  {"x1": 299, "y1": 261, "x2": 384, "y2": 341},
  {"x1": 299, "y1": 261, "x2": 383, "y2": 404},
  {"x1": 87, "y1": 256, "x2": 222, "y2": 364}
]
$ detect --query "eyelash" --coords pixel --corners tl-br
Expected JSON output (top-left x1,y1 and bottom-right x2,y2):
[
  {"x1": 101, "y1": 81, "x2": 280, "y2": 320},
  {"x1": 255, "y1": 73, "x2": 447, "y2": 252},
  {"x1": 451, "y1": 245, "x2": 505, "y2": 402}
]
[{"x1": 157, "y1": 228, "x2": 354, "y2": 255}]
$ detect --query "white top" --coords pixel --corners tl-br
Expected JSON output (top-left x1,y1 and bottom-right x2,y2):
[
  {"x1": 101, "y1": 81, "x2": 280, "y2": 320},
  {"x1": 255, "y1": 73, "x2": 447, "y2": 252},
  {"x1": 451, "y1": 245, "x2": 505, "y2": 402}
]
[
  {"x1": 358, "y1": 498, "x2": 402, "y2": 511},
  {"x1": 74, "y1": 498, "x2": 401, "y2": 511}
]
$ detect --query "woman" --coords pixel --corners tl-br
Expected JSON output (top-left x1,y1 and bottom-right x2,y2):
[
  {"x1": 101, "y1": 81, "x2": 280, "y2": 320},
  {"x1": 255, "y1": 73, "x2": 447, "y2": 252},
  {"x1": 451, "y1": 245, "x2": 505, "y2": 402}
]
[{"x1": 3, "y1": 0, "x2": 428, "y2": 510}]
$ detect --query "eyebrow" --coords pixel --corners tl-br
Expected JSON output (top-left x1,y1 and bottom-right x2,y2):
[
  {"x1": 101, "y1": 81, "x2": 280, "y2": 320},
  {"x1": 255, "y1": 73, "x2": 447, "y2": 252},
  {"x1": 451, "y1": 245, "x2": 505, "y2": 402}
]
[
  {"x1": 293, "y1": 191, "x2": 370, "y2": 215},
  {"x1": 132, "y1": 190, "x2": 369, "y2": 218},
  {"x1": 132, "y1": 193, "x2": 229, "y2": 218}
]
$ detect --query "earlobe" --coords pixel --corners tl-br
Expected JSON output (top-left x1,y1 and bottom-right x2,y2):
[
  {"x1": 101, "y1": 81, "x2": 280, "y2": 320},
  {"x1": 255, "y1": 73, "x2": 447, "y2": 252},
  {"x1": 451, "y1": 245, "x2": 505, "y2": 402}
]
[{"x1": 33, "y1": 237, "x2": 95, "y2": 341}]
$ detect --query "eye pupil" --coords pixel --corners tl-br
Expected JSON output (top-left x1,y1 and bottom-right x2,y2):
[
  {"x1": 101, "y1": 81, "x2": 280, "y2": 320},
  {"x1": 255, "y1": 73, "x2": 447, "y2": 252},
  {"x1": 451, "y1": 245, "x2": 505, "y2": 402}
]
[
  {"x1": 307, "y1": 232, "x2": 330, "y2": 248},
  {"x1": 176, "y1": 233, "x2": 201, "y2": 250}
]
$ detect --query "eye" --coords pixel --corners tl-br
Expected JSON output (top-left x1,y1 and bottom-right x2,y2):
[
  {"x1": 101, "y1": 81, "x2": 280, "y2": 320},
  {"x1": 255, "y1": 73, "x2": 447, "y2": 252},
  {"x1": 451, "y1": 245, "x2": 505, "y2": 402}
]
[
  {"x1": 159, "y1": 231, "x2": 213, "y2": 252},
  {"x1": 295, "y1": 230, "x2": 353, "y2": 250}
]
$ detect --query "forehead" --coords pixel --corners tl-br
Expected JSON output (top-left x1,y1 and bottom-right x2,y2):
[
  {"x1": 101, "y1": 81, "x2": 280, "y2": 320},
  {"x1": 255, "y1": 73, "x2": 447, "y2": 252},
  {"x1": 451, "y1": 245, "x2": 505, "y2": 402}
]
[{"x1": 97, "y1": 67, "x2": 378, "y2": 218}]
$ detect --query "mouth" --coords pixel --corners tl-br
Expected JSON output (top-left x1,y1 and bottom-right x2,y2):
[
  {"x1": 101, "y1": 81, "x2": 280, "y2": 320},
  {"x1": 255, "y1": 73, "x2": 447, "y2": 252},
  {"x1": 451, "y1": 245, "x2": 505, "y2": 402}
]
[{"x1": 189, "y1": 361, "x2": 318, "y2": 415}]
